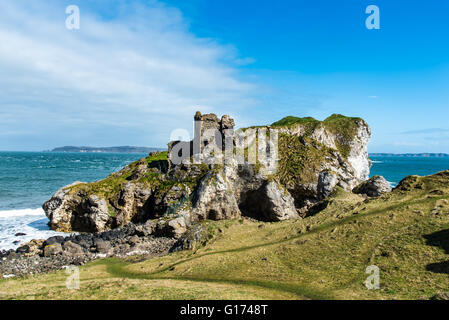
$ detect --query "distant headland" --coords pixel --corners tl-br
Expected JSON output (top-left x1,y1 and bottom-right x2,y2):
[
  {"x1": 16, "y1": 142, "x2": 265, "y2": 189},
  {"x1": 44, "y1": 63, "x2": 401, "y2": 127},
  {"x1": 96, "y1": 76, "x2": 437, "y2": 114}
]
[
  {"x1": 49, "y1": 146, "x2": 165, "y2": 153},
  {"x1": 370, "y1": 153, "x2": 449, "y2": 157}
]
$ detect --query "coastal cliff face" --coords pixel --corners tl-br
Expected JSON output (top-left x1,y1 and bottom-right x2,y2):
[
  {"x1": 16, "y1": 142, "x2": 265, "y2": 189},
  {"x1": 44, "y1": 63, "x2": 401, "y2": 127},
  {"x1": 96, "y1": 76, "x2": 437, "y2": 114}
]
[{"x1": 43, "y1": 112, "x2": 372, "y2": 234}]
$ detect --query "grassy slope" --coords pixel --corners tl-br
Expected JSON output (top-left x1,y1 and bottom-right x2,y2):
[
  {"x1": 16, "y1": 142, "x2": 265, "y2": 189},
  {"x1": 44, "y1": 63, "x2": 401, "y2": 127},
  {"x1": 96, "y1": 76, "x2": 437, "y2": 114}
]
[{"x1": 2, "y1": 173, "x2": 449, "y2": 300}]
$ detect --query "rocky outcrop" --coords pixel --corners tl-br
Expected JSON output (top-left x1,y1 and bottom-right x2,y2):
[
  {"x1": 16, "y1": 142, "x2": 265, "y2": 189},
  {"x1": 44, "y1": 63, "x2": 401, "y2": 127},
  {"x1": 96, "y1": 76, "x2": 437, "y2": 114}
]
[
  {"x1": 317, "y1": 171, "x2": 338, "y2": 200},
  {"x1": 191, "y1": 171, "x2": 241, "y2": 221},
  {"x1": 43, "y1": 181, "x2": 85, "y2": 232},
  {"x1": 259, "y1": 181, "x2": 298, "y2": 221},
  {"x1": 353, "y1": 175, "x2": 392, "y2": 197},
  {"x1": 43, "y1": 111, "x2": 372, "y2": 236}
]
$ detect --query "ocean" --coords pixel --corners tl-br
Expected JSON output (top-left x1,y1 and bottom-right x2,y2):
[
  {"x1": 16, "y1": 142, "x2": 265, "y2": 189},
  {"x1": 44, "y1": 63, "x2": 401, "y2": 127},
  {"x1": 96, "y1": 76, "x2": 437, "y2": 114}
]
[
  {"x1": 369, "y1": 155, "x2": 449, "y2": 187},
  {"x1": 1, "y1": 152, "x2": 449, "y2": 251},
  {"x1": 0, "y1": 152, "x2": 147, "y2": 251}
]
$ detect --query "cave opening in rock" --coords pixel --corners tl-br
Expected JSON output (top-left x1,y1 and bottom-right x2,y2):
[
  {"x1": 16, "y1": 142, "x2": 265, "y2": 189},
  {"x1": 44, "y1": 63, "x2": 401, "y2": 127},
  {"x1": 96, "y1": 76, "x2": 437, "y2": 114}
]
[{"x1": 238, "y1": 183, "x2": 273, "y2": 222}]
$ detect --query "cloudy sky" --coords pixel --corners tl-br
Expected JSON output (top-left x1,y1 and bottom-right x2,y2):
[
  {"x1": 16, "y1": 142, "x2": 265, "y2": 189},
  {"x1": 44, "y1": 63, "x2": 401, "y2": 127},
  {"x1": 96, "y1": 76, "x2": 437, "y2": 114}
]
[{"x1": 0, "y1": 0, "x2": 448, "y2": 152}]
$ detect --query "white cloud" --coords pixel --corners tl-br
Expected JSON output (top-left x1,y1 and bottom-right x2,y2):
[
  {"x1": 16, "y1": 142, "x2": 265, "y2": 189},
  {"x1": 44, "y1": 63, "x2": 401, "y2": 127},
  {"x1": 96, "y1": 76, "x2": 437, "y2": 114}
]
[{"x1": 0, "y1": 0, "x2": 256, "y2": 150}]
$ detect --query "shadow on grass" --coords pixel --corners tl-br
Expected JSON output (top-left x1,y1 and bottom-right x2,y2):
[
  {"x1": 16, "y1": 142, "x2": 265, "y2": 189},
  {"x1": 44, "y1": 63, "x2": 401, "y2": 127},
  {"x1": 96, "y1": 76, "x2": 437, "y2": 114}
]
[
  {"x1": 424, "y1": 228, "x2": 449, "y2": 274},
  {"x1": 424, "y1": 229, "x2": 449, "y2": 254},
  {"x1": 426, "y1": 261, "x2": 449, "y2": 274}
]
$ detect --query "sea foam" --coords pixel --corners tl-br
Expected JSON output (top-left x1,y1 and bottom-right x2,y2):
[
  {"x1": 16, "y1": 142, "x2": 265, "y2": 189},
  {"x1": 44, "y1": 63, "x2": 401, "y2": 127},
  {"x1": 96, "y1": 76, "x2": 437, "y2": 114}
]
[
  {"x1": 0, "y1": 208, "x2": 45, "y2": 218},
  {"x1": 0, "y1": 208, "x2": 69, "y2": 251}
]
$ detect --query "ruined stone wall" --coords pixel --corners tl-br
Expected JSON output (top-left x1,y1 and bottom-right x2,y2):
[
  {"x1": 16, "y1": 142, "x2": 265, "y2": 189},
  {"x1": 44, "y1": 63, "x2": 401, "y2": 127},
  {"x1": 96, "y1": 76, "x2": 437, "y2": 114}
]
[{"x1": 168, "y1": 111, "x2": 235, "y2": 167}]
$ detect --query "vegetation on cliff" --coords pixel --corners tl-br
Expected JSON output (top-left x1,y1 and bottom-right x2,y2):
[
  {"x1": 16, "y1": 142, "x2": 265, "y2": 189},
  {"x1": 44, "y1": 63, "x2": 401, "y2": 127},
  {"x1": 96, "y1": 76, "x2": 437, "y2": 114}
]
[
  {"x1": 277, "y1": 134, "x2": 334, "y2": 186},
  {"x1": 272, "y1": 114, "x2": 365, "y2": 159}
]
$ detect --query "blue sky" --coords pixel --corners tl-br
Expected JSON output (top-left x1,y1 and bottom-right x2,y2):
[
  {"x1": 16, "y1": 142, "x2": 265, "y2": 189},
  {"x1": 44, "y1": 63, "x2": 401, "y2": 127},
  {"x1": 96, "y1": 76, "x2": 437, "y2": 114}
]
[{"x1": 0, "y1": 0, "x2": 448, "y2": 152}]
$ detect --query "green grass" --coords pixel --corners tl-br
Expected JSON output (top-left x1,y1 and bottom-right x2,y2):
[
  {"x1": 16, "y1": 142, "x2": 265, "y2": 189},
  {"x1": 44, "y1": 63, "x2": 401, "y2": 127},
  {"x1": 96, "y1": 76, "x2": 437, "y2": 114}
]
[
  {"x1": 272, "y1": 116, "x2": 320, "y2": 127},
  {"x1": 146, "y1": 151, "x2": 168, "y2": 165},
  {"x1": 3, "y1": 171, "x2": 449, "y2": 300}
]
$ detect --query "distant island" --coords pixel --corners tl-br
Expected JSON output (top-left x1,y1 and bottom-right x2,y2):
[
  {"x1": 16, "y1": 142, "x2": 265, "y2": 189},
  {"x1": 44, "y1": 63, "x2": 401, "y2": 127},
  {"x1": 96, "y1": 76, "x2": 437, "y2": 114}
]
[
  {"x1": 370, "y1": 153, "x2": 449, "y2": 157},
  {"x1": 50, "y1": 146, "x2": 165, "y2": 153}
]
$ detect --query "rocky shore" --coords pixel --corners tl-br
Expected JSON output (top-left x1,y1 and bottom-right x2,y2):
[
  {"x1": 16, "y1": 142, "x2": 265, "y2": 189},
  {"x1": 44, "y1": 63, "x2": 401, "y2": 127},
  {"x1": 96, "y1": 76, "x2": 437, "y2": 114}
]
[{"x1": 0, "y1": 221, "x2": 178, "y2": 277}]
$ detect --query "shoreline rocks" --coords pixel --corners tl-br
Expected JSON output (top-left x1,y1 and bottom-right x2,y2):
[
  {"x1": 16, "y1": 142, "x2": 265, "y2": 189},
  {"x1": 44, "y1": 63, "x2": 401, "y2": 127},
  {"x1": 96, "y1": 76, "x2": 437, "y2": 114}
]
[{"x1": 0, "y1": 221, "x2": 177, "y2": 278}]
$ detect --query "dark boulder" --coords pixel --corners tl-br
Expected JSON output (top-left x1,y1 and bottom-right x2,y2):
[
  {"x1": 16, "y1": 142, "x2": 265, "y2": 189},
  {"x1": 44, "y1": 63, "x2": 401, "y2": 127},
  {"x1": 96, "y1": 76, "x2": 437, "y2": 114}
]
[{"x1": 44, "y1": 236, "x2": 65, "y2": 247}]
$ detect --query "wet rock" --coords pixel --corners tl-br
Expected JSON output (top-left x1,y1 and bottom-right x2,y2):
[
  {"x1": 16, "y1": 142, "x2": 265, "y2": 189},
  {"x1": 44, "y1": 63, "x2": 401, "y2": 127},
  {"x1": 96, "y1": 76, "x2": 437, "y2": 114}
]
[{"x1": 16, "y1": 245, "x2": 30, "y2": 255}]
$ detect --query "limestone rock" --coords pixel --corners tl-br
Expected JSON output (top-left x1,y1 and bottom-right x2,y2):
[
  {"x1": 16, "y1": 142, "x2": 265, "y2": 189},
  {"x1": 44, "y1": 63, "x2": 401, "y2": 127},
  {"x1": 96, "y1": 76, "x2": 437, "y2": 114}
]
[
  {"x1": 43, "y1": 183, "x2": 111, "y2": 233},
  {"x1": 156, "y1": 216, "x2": 189, "y2": 239},
  {"x1": 43, "y1": 181, "x2": 84, "y2": 232},
  {"x1": 262, "y1": 181, "x2": 299, "y2": 221},
  {"x1": 353, "y1": 176, "x2": 392, "y2": 197},
  {"x1": 128, "y1": 159, "x2": 149, "y2": 180},
  {"x1": 192, "y1": 172, "x2": 241, "y2": 221},
  {"x1": 116, "y1": 182, "x2": 152, "y2": 226},
  {"x1": 86, "y1": 195, "x2": 110, "y2": 232},
  {"x1": 135, "y1": 220, "x2": 157, "y2": 237},
  {"x1": 171, "y1": 224, "x2": 206, "y2": 252},
  {"x1": 318, "y1": 171, "x2": 338, "y2": 200}
]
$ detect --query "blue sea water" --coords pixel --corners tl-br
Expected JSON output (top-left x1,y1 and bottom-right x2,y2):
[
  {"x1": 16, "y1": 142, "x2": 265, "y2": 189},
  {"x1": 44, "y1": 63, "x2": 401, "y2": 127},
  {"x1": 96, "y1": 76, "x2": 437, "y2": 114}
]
[
  {"x1": 370, "y1": 156, "x2": 449, "y2": 187},
  {"x1": 0, "y1": 152, "x2": 147, "y2": 250},
  {"x1": 1, "y1": 152, "x2": 449, "y2": 250}
]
